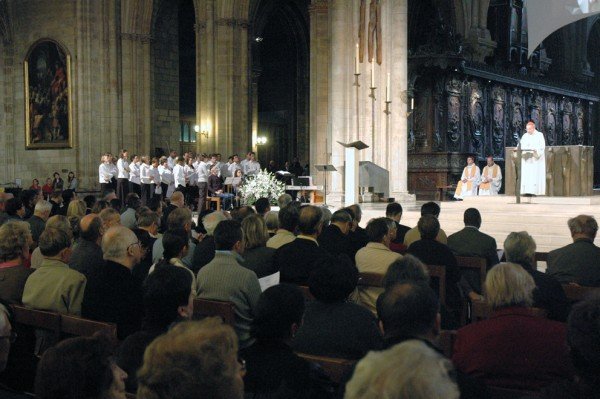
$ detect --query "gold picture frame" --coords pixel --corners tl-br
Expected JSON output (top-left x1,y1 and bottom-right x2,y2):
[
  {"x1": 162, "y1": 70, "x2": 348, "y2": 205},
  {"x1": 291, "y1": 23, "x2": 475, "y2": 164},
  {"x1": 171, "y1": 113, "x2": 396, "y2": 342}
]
[{"x1": 24, "y1": 39, "x2": 73, "y2": 149}]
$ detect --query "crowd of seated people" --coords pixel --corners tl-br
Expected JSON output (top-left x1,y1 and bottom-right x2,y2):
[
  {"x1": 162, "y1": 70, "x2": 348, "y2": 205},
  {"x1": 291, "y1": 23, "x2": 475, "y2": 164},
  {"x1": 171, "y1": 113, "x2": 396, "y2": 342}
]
[{"x1": 3, "y1": 176, "x2": 600, "y2": 398}]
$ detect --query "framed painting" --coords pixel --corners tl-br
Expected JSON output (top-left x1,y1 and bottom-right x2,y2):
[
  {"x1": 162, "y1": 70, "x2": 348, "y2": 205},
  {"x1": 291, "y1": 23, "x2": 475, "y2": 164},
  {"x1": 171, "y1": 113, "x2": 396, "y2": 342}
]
[{"x1": 24, "y1": 39, "x2": 73, "y2": 149}]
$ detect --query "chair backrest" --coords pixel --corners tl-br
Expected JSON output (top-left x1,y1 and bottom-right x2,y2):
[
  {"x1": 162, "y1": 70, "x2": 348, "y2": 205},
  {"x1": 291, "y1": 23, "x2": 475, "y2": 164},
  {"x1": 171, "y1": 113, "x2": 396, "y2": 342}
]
[
  {"x1": 296, "y1": 353, "x2": 356, "y2": 384},
  {"x1": 357, "y1": 272, "x2": 384, "y2": 288},
  {"x1": 487, "y1": 385, "x2": 541, "y2": 399},
  {"x1": 425, "y1": 265, "x2": 447, "y2": 306},
  {"x1": 60, "y1": 314, "x2": 117, "y2": 339},
  {"x1": 298, "y1": 285, "x2": 315, "y2": 301},
  {"x1": 562, "y1": 284, "x2": 600, "y2": 303},
  {"x1": 11, "y1": 305, "x2": 61, "y2": 337},
  {"x1": 439, "y1": 330, "x2": 457, "y2": 358},
  {"x1": 456, "y1": 256, "x2": 487, "y2": 293},
  {"x1": 193, "y1": 298, "x2": 236, "y2": 326}
]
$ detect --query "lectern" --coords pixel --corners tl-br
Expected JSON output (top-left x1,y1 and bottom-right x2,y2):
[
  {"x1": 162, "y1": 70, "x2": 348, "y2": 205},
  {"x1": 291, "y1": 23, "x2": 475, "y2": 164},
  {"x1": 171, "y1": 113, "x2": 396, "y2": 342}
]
[
  {"x1": 337, "y1": 140, "x2": 369, "y2": 206},
  {"x1": 315, "y1": 164, "x2": 337, "y2": 207}
]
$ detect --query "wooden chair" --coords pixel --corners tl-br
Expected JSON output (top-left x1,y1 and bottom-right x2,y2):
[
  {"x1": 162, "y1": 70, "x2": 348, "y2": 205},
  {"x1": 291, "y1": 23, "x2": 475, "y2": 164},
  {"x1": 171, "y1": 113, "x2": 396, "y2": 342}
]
[
  {"x1": 562, "y1": 284, "x2": 600, "y2": 303},
  {"x1": 193, "y1": 298, "x2": 236, "y2": 326},
  {"x1": 60, "y1": 314, "x2": 117, "y2": 339},
  {"x1": 357, "y1": 272, "x2": 384, "y2": 288},
  {"x1": 487, "y1": 385, "x2": 540, "y2": 399},
  {"x1": 425, "y1": 265, "x2": 447, "y2": 306},
  {"x1": 456, "y1": 256, "x2": 487, "y2": 294},
  {"x1": 205, "y1": 196, "x2": 221, "y2": 211},
  {"x1": 298, "y1": 285, "x2": 315, "y2": 301},
  {"x1": 296, "y1": 353, "x2": 356, "y2": 385},
  {"x1": 439, "y1": 330, "x2": 457, "y2": 358}
]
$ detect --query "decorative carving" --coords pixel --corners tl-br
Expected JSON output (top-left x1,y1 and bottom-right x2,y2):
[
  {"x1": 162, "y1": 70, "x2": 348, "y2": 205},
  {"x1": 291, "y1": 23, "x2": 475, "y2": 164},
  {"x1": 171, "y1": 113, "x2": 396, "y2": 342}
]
[
  {"x1": 445, "y1": 76, "x2": 462, "y2": 94},
  {"x1": 546, "y1": 107, "x2": 556, "y2": 146},
  {"x1": 562, "y1": 111, "x2": 572, "y2": 145},
  {"x1": 492, "y1": 101, "x2": 505, "y2": 156},
  {"x1": 470, "y1": 99, "x2": 484, "y2": 152},
  {"x1": 511, "y1": 105, "x2": 523, "y2": 147},
  {"x1": 447, "y1": 96, "x2": 461, "y2": 149},
  {"x1": 576, "y1": 107, "x2": 585, "y2": 144}
]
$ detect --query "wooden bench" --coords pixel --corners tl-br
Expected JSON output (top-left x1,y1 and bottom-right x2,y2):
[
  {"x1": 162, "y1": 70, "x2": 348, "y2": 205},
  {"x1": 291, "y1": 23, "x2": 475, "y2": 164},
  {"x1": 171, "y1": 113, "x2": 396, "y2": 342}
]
[
  {"x1": 487, "y1": 385, "x2": 540, "y2": 399},
  {"x1": 426, "y1": 265, "x2": 447, "y2": 306},
  {"x1": 456, "y1": 256, "x2": 487, "y2": 294},
  {"x1": 60, "y1": 314, "x2": 117, "y2": 339},
  {"x1": 296, "y1": 353, "x2": 356, "y2": 385},
  {"x1": 193, "y1": 298, "x2": 236, "y2": 326},
  {"x1": 562, "y1": 284, "x2": 600, "y2": 303}
]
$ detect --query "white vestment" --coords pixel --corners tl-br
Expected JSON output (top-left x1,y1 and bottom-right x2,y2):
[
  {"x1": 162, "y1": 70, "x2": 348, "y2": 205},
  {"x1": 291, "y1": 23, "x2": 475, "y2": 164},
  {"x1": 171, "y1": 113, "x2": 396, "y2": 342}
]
[
  {"x1": 520, "y1": 130, "x2": 546, "y2": 195},
  {"x1": 454, "y1": 164, "x2": 481, "y2": 199},
  {"x1": 478, "y1": 164, "x2": 502, "y2": 195}
]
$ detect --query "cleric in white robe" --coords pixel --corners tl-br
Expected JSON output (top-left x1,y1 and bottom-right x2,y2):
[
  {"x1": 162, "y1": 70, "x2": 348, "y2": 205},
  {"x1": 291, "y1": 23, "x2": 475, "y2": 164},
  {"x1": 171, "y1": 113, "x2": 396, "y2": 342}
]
[
  {"x1": 520, "y1": 121, "x2": 546, "y2": 196},
  {"x1": 454, "y1": 156, "x2": 481, "y2": 200},
  {"x1": 479, "y1": 155, "x2": 502, "y2": 195}
]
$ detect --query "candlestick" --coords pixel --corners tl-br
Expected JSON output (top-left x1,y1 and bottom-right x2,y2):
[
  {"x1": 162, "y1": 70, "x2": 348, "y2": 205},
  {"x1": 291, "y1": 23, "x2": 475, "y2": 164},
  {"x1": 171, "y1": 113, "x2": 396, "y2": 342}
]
[
  {"x1": 411, "y1": 97, "x2": 414, "y2": 110},
  {"x1": 370, "y1": 58, "x2": 375, "y2": 88},
  {"x1": 386, "y1": 73, "x2": 390, "y2": 102},
  {"x1": 355, "y1": 43, "x2": 359, "y2": 74}
]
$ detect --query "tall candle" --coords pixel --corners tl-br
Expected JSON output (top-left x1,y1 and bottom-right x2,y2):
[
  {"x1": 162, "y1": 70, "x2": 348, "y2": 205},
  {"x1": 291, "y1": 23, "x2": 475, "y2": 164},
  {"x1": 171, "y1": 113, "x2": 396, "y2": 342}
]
[
  {"x1": 371, "y1": 59, "x2": 375, "y2": 88},
  {"x1": 355, "y1": 43, "x2": 359, "y2": 74},
  {"x1": 386, "y1": 73, "x2": 391, "y2": 102},
  {"x1": 411, "y1": 97, "x2": 414, "y2": 110}
]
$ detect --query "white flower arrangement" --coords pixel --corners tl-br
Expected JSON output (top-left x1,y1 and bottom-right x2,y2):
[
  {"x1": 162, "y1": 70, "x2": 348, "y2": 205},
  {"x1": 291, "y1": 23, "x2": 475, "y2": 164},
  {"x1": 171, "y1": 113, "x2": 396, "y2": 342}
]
[{"x1": 238, "y1": 169, "x2": 285, "y2": 205}]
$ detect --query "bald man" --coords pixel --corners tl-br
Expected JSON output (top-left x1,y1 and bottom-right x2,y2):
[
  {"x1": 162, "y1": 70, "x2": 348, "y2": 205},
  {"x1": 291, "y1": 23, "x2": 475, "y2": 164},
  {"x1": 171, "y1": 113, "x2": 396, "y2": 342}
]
[
  {"x1": 69, "y1": 214, "x2": 105, "y2": 278},
  {"x1": 82, "y1": 226, "x2": 144, "y2": 339}
]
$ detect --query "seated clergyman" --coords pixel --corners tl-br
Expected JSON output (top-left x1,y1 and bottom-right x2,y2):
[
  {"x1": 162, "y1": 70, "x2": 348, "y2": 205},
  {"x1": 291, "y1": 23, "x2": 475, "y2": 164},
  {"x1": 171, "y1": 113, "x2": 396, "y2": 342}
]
[{"x1": 454, "y1": 156, "x2": 480, "y2": 200}]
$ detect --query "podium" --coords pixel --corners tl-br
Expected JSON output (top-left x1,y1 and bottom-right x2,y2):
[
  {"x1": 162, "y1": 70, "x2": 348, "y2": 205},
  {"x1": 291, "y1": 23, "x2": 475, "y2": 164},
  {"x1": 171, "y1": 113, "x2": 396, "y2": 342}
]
[
  {"x1": 338, "y1": 140, "x2": 369, "y2": 206},
  {"x1": 315, "y1": 164, "x2": 337, "y2": 207}
]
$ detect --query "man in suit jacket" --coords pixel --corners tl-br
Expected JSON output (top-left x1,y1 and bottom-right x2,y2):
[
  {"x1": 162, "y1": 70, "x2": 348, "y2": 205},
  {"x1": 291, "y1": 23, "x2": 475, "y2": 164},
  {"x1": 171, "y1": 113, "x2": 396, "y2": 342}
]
[
  {"x1": 386, "y1": 202, "x2": 411, "y2": 245},
  {"x1": 404, "y1": 202, "x2": 448, "y2": 247},
  {"x1": 317, "y1": 209, "x2": 354, "y2": 261},
  {"x1": 275, "y1": 205, "x2": 329, "y2": 285},
  {"x1": 448, "y1": 208, "x2": 499, "y2": 293},
  {"x1": 547, "y1": 215, "x2": 600, "y2": 286},
  {"x1": 196, "y1": 220, "x2": 262, "y2": 349},
  {"x1": 69, "y1": 214, "x2": 105, "y2": 278}
]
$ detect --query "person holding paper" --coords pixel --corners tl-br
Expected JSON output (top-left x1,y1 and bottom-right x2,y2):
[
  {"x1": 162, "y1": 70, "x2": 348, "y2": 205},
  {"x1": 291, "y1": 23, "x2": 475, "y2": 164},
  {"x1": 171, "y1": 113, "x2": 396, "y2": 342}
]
[
  {"x1": 454, "y1": 156, "x2": 480, "y2": 200},
  {"x1": 520, "y1": 121, "x2": 546, "y2": 196},
  {"x1": 478, "y1": 156, "x2": 502, "y2": 196}
]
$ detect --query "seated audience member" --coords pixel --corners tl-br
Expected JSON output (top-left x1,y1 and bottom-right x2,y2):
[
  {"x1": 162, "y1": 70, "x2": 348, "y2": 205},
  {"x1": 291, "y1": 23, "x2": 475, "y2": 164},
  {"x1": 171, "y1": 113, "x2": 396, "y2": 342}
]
[
  {"x1": 27, "y1": 199, "x2": 52, "y2": 245},
  {"x1": 82, "y1": 226, "x2": 144, "y2": 339},
  {"x1": 66, "y1": 199, "x2": 86, "y2": 219},
  {"x1": 478, "y1": 155, "x2": 502, "y2": 196},
  {"x1": 30, "y1": 215, "x2": 72, "y2": 269},
  {"x1": 131, "y1": 210, "x2": 159, "y2": 282},
  {"x1": 99, "y1": 207, "x2": 121, "y2": 229},
  {"x1": 117, "y1": 266, "x2": 193, "y2": 393},
  {"x1": 192, "y1": 210, "x2": 228, "y2": 272},
  {"x1": 49, "y1": 191, "x2": 64, "y2": 217},
  {"x1": 386, "y1": 202, "x2": 411, "y2": 248},
  {"x1": 120, "y1": 193, "x2": 141, "y2": 229},
  {"x1": 294, "y1": 256, "x2": 383, "y2": 359},
  {"x1": 91, "y1": 199, "x2": 110, "y2": 214},
  {"x1": 266, "y1": 204, "x2": 298, "y2": 249},
  {"x1": 317, "y1": 209, "x2": 354, "y2": 261},
  {"x1": 20, "y1": 189, "x2": 39, "y2": 220},
  {"x1": 254, "y1": 197, "x2": 271, "y2": 217},
  {"x1": 381, "y1": 254, "x2": 430, "y2": 290},
  {"x1": 452, "y1": 263, "x2": 573, "y2": 390},
  {"x1": 241, "y1": 284, "x2": 332, "y2": 398},
  {"x1": 230, "y1": 205, "x2": 256, "y2": 222},
  {"x1": 208, "y1": 166, "x2": 234, "y2": 210},
  {"x1": 83, "y1": 195, "x2": 96, "y2": 214},
  {"x1": 240, "y1": 214, "x2": 277, "y2": 278},
  {"x1": 264, "y1": 211, "x2": 279, "y2": 236},
  {"x1": 137, "y1": 319, "x2": 244, "y2": 399},
  {"x1": 346, "y1": 204, "x2": 369, "y2": 255},
  {"x1": 320, "y1": 206, "x2": 332, "y2": 228},
  {"x1": 151, "y1": 207, "x2": 195, "y2": 268},
  {"x1": 404, "y1": 201, "x2": 448, "y2": 247},
  {"x1": 454, "y1": 155, "x2": 480, "y2": 200},
  {"x1": 355, "y1": 217, "x2": 401, "y2": 313},
  {"x1": 22, "y1": 228, "x2": 86, "y2": 315},
  {"x1": 504, "y1": 231, "x2": 569, "y2": 322},
  {"x1": 346, "y1": 340, "x2": 460, "y2": 399},
  {"x1": 547, "y1": 215, "x2": 600, "y2": 286},
  {"x1": 34, "y1": 334, "x2": 127, "y2": 399},
  {"x1": 0, "y1": 192, "x2": 13, "y2": 226},
  {"x1": 275, "y1": 205, "x2": 329, "y2": 285},
  {"x1": 277, "y1": 193, "x2": 292, "y2": 209},
  {"x1": 0, "y1": 302, "x2": 29, "y2": 398},
  {"x1": 161, "y1": 191, "x2": 183, "y2": 230},
  {"x1": 196, "y1": 220, "x2": 262, "y2": 348},
  {"x1": 149, "y1": 228, "x2": 197, "y2": 292},
  {"x1": 69, "y1": 214, "x2": 104, "y2": 278},
  {"x1": 447, "y1": 208, "x2": 499, "y2": 292},
  {"x1": 5, "y1": 198, "x2": 25, "y2": 221},
  {"x1": 0, "y1": 222, "x2": 33, "y2": 304}
]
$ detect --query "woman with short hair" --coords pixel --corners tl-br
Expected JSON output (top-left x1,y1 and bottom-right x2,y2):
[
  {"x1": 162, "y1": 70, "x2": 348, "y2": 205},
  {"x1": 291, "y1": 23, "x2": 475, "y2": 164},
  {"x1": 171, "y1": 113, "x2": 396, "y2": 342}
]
[
  {"x1": 0, "y1": 221, "x2": 33, "y2": 303},
  {"x1": 240, "y1": 214, "x2": 277, "y2": 278}
]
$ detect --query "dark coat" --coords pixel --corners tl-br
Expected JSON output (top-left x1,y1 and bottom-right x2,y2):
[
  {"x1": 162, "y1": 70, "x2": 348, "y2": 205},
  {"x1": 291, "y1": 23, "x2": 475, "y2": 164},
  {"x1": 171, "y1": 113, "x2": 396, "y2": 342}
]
[
  {"x1": 547, "y1": 238, "x2": 600, "y2": 286},
  {"x1": 317, "y1": 224, "x2": 354, "y2": 261},
  {"x1": 275, "y1": 237, "x2": 329, "y2": 285},
  {"x1": 69, "y1": 239, "x2": 104, "y2": 278},
  {"x1": 447, "y1": 226, "x2": 499, "y2": 269},
  {"x1": 240, "y1": 246, "x2": 277, "y2": 278}
]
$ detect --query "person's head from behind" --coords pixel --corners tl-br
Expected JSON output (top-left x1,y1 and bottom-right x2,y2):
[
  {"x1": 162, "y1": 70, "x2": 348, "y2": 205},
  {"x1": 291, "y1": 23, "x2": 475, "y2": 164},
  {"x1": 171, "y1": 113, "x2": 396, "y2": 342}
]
[
  {"x1": 277, "y1": 193, "x2": 292, "y2": 209},
  {"x1": 386, "y1": 202, "x2": 403, "y2": 222},
  {"x1": 567, "y1": 296, "x2": 600, "y2": 390},
  {"x1": 464, "y1": 207, "x2": 481, "y2": 228},
  {"x1": 330, "y1": 209, "x2": 353, "y2": 235},
  {"x1": 167, "y1": 207, "x2": 192, "y2": 232},
  {"x1": 143, "y1": 266, "x2": 193, "y2": 330},
  {"x1": 382, "y1": 254, "x2": 430, "y2": 289},
  {"x1": 45, "y1": 215, "x2": 73, "y2": 241},
  {"x1": 241, "y1": 214, "x2": 269, "y2": 250},
  {"x1": 264, "y1": 211, "x2": 279, "y2": 232},
  {"x1": 251, "y1": 284, "x2": 305, "y2": 342},
  {"x1": 503, "y1": 231, "x2": 536, "y2": 270},
  {"x1": 99, "y1": 208, "x2": 121, "y2": 230},
  {"x1": 420, "y1": 201, "x2": 440, "y2": 218},
  {"x1": 170, "y1": 191, "x2": 184, "y2": 208},
  {"x1": 161, "y1": 228, "x2": 189, "y2": 261},
  {"x1": 0, "y1": 303, "x2": 14, "y2": 373},
  {"x1": 6, "y1": 197, "x2": 25, "y2": 217},
  {"x1": 202, "y1": 211, "x2": 228, "y2": 236},
  {"x1": 485, "y1": 262, "x2": 535, "y2": 310},
  {"x1": 214, "y1": 220, "x2": 244, "y2": 253},
  {"x1": 79, "y1": 214, "x2": 103, "y2": 244},
  {"x1": 278, "y1": 204, "x2": 299, "y2": 233},
  {"x1": 125, "y1": 193, "x2": 141, "y2": 210},
  {"x1": 366, "y1": 217, "x2": 392, "y2": 245},
  {"x1": 67, "y1": 199, "x2": 86, "y2": 219},
  {"x1": 0, "y1": 221, "x2": 32, "y2": 263},
  {"x1": 345, "y1": 339, "x2": 459, "y2": 399},
  {"x1": 39, "y1": 227, "x2": 72, "y2": 263},
  {"x1": 230, "y1": 206, "x2": 255, "y2": 222},
  {"x1": 347, "y1": 204, "x2": 362, "y2": 223},
  {"x1": 568, "y1": 215, "x2": 598, "y2": 241},
  {"x1": 417, "y1": 215, "x2": 440, "y2": 240},
  {"x1": 308, "y1": 256, "x2": 358, "y2": 303},
  {"x1": 91, "y1": 200, "x2": 110, "y2": 214},
  {"x1": 102, "y1": 226, "x2": 142, "y2": 268},
  {"x1": 137, "y1": 210, "x2": 160, "y2": 235},
  {"x1": 254, "y1": 197, "x2": 270, "y2": 216},
  {"x1": 34, "y1": 199, "x2": 52, "y2": 221},
  {"x1": 136, "y1": 319, "x2": 244, "y2": 399},
  {"x1": 35, "y1": 334, "x2": 127, "y2": 399},
  {"x1": 297, "y1": 205, "x2": 323, "y2": 236}
]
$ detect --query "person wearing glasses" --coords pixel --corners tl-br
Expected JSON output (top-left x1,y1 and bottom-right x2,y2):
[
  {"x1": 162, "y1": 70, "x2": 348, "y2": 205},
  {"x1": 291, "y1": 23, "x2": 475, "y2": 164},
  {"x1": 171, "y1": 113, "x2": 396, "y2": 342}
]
[{"x1": 82, "y1": 226, "x2": 144, "y2": 340}]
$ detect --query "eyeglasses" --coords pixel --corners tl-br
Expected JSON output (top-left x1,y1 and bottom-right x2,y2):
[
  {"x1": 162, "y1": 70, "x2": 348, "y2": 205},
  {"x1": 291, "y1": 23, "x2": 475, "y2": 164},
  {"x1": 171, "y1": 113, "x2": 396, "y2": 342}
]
[
  {"x1": 127, "y1": 240, "x2": 141, "y2": 251},
  {"x1": 0, "y1": 330, "x2": 17, "y2": 344}
]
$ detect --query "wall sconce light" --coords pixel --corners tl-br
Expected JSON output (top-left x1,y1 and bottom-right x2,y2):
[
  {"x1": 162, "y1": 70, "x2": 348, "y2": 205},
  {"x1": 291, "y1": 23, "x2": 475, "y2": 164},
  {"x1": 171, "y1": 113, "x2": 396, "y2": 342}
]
[
  {"x1": 256, "y1": 136, "x2": 267, "y2": 145},
  {"x1": 195, "y1": 124, "x2": 208, "y2": 139}
]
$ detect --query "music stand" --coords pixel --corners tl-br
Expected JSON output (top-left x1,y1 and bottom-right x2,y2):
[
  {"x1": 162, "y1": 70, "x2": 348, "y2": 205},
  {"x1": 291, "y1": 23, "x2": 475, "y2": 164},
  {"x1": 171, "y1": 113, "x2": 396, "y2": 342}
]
[
  {"x1": 315, "y1": 164, "x2": 337, "y2": 207},
  {"x1": 338, "y1": 140, "x2": 369, "y2": 206}
]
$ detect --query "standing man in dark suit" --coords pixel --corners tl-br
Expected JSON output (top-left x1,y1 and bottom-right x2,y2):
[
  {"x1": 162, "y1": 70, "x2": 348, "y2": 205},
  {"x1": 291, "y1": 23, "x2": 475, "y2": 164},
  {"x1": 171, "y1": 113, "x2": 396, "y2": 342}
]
[
  {"x1": 547, "y1": 215, "x2": 600, "y2": 286},
  {"x1": 275, "y1": 205, "x2": 329, "y2": 285}
]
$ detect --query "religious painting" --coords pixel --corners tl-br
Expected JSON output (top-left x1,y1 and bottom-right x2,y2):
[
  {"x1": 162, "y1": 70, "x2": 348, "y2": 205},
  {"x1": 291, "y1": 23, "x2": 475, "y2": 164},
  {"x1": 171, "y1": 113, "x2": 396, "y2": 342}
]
[{"x1": 24, "y1": 39, "x2": 73, "y2": 149}]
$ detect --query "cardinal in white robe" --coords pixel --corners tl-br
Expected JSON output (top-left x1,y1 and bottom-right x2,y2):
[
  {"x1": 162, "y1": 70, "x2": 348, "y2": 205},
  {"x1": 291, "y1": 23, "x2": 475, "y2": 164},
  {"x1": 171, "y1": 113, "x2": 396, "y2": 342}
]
[
  {"x1": 479, "y1": 156, "x2": 502, "y2": 195},
  {"x1": 454, "y1": 156, "x2": 481, "y2": 200},
  {"x1": 520, "y1": 122, "x2": 546, "y2": 196}
]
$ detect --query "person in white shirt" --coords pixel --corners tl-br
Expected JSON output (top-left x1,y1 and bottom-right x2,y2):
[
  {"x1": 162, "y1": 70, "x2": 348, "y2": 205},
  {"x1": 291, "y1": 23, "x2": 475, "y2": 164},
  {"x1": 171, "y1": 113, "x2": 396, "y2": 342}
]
[
  {"x1": 243, "y1": 152, "x2": 261, "y2": 176},
  {"x1": 157, "y1": 157, "x2": 170, "y2": 200},
  {"x1": 116, "y1": 149, "x2": 130, "y2": 205},
  {"x1": 98, "y1": 153, "x2": 114, "y2": 194},
  {"x1": 173, "y1": 156, "x2": 187, "y2": 192},
  {"x1": 196, "y1": 153, "x2": 209, "y2": 212},
  {"x1": 167, "y1": 150, "x2": 177, "y2": 170},
  {"x1": 454, "y1": 156, "x2": 481, "y2": 200},
  {"x1": 240, "y1": 151, "x2": 252, "y2": 172},
  {"x1": 140, "y1": 156, "x2": 153, "y2": 205},
  {"x1": 109, "y1": 155, "x2": 119, "y2": 191},
  {"x1": 150, "y1": 157, "x2": 161, "y2": 200},
  {"x1": 159, "y1": 157, "x2": 175, "y2": 199},
  {"x1": 128, "y1": 155, "x2": 141, "y2": 197},
  {"x1": 478, "y1": 155, "x2": 503, "y2": 196}
]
